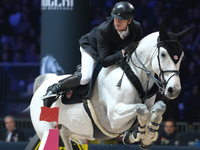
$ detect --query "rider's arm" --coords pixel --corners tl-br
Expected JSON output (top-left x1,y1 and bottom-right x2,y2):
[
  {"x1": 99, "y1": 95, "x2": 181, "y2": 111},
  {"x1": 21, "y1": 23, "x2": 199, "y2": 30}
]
[{"x1": 97, "y1": 29, "x2": 124, "y2": 68}]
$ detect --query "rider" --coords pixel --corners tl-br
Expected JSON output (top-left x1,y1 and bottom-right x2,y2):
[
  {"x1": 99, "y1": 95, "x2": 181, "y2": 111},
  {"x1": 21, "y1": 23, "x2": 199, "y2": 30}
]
[{"x1": 42, "y1": 1, "x2": 143, "y2": 107}]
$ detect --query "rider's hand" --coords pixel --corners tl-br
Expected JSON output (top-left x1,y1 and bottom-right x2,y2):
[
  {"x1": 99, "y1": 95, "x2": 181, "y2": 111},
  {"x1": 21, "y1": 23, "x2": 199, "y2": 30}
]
[{"x1": 125, "y1": 42, "x2": 138, "y2": 54}]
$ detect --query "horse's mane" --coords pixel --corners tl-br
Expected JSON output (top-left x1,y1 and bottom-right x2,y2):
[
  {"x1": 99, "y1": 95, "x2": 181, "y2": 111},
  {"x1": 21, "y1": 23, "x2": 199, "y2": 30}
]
[{"x1": 33, "y1": 74, "x2": 56, "y2": 93}]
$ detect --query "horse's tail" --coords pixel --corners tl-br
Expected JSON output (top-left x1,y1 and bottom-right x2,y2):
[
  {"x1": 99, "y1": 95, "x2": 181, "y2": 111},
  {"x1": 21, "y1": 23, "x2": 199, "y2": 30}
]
[
  {"x1": 21, "y1": 74, "x2": 56, "y2": 114},
  {"x1": 33, "y1": 73, "x2": 56, "y2": 94},
  {"x1": 22, "y1": 106, "x2": 30, "y2": 113}
]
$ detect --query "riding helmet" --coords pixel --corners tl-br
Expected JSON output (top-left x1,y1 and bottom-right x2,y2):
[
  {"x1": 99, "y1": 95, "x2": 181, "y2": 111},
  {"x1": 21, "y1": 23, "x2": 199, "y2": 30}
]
[{"x1": 111, "y1": 1, "x2": 135, "y2": 20}]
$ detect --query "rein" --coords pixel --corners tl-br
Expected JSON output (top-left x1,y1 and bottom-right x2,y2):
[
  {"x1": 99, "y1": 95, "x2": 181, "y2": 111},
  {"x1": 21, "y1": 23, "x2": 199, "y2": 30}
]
[{"x1": 130, "y1": 40, "x2": 181, "y2": 100}]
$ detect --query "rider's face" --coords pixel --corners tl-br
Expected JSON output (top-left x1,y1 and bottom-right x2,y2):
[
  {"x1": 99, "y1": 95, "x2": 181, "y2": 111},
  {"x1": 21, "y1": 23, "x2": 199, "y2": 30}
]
[{"x1": 114, "y1": 18, "x2": 131, "y2": 31}]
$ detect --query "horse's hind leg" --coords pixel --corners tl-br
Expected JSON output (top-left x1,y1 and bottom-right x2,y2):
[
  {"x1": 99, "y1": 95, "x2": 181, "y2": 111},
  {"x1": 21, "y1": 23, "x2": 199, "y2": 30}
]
[
  {"x1": 123, "y1": 104, "x2": 149, "y2": 144},
  {"x1": 140, "y1": 101, "x2": 166, "y2": 149}
]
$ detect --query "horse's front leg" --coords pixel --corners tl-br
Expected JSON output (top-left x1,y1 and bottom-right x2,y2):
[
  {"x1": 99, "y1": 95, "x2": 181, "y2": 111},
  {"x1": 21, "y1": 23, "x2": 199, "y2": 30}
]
[
  {"x1": 140, "y1": 101, "x2": 166, "y2": 149},
  {"x1": 107, "y1": 103, "x2": 148, "y2": 132},
  {"x1": 113, "y1": 103, "x2": 149, "y2": 144}
]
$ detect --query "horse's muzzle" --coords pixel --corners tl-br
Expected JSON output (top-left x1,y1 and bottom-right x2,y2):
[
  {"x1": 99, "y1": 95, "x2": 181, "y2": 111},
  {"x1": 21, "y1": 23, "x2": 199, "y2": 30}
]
[{"x1": 165, "y1": 86, "x2": 181, "y2": 99}]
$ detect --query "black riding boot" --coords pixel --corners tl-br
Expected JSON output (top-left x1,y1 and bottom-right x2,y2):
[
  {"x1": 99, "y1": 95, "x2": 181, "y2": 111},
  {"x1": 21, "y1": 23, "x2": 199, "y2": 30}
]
[{"x1": 43, "y1": 73, "x2": 82, "y2": 107}]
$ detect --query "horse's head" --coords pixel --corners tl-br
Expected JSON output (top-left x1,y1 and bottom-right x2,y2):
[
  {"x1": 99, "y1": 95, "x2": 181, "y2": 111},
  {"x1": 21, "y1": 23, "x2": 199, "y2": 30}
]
[{"x1": 151, "y1": 20, "x2": 194, "y2": 99}]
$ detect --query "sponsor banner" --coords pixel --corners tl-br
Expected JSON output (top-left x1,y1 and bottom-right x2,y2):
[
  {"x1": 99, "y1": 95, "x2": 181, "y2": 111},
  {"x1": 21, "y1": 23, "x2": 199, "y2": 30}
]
[
  {"x1": 41, "y1": 0, "x2": 90, "y2": 73},
  {"x1": 41, "y1": 0, "x2": 74, "y2": 10}
]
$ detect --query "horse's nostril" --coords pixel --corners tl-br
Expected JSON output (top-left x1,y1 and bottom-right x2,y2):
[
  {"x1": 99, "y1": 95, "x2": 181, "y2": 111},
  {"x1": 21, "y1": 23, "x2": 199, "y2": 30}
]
[{"x1": 168, "y1": 87, "x2": 174, "y2": 93}]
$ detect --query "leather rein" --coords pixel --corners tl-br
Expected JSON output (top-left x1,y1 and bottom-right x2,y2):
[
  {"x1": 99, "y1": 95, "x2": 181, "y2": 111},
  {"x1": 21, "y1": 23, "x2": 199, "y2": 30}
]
[{"x1": 130, "y1": 40, "x2": 181, "y2": 101}]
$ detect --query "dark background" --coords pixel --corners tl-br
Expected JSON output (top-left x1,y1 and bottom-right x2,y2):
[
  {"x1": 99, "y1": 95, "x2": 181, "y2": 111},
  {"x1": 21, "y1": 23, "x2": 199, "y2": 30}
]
[{"x1": 0, "y1": 0, "x2": 199, "y2": 124}]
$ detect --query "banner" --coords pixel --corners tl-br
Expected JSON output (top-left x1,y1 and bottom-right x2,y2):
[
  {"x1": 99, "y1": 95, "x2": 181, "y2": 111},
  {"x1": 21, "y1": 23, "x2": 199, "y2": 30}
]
[{"x1": 41, "y1": 0, "x2": 90, "y2": 74}]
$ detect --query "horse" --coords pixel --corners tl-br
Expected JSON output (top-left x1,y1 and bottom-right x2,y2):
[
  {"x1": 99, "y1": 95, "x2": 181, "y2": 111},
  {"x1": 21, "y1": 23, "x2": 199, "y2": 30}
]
[
  {"x1": 30, "y1": 21, "x2": 194, "y2": 150},
  {"x1": 40, "y1": 54, "x2": 65, "y2": 75}
]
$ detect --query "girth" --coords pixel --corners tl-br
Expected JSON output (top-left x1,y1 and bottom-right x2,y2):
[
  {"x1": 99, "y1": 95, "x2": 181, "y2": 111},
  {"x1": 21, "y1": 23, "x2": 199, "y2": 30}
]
[{"x1": 119, "y1": 60, "x2": 158, "y2": 102}]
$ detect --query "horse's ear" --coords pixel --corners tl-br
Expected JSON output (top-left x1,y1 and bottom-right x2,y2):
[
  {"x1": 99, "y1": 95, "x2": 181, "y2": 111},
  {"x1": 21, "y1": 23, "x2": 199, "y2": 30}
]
[
  {"x1": 159, "y1": 20, "x2": 169, "y2": 41},
  {"x1": 175, "y1": 26, "x2": 195, "y2": 41}
]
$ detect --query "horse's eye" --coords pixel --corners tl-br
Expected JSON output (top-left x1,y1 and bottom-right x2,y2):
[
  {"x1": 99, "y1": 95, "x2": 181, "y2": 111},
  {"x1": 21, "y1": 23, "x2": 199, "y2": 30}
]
[{"x1": 161, "y1": 53, "x2": 166, "y2": 57}]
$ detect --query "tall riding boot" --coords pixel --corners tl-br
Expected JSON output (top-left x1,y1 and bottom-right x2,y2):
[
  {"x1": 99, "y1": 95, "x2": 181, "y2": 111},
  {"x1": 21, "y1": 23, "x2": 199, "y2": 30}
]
[{"x1": 42, "y1": 73, "x2": 82, "y2": 107}]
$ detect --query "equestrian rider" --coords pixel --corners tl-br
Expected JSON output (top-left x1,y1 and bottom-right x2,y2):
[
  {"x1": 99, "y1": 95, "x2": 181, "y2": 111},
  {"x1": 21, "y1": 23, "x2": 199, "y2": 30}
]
[{"x1": 42, "y1": 1, "x2": 143, "y2": 107}]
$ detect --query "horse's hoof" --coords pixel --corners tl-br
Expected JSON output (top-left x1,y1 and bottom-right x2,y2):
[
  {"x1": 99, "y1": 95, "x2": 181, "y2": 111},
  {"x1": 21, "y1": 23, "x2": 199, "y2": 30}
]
[
  {"x1": 138, "y1": 140, "x2": 153, "y2": 150},
  {"x1": 122, "y1": 130, "x2": 132, "y2": 145}
]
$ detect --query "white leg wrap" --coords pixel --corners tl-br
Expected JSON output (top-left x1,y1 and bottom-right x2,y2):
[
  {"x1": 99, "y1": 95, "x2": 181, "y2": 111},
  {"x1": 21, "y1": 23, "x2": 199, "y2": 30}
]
[
  {"x1": 125, "y1": 104, "x2": 149, "y2": 144},
  {"x1": 145, "y1": 101, "x2": 166, "y2": 142}
]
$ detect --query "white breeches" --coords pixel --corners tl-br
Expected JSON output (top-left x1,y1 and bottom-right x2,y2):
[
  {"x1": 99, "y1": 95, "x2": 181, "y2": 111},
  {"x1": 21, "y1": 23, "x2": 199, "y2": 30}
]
[{"x1": 80, "y1": 47, "x2": 96, "y2": 85}]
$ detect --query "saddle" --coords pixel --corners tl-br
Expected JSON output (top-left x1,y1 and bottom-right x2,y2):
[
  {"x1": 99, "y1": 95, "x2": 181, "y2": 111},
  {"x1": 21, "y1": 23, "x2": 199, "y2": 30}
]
[
  {"x1": 61, "y1": 57, "x2": 159, "y2": 105},
  {"x1": 60, "y1": 62, "x2": 102, "y2": 105}
]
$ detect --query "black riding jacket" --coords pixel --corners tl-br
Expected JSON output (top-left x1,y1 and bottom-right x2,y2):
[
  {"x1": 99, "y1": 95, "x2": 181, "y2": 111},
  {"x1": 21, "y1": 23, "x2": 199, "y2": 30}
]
[{"x1": 79, "y1": 16, "x2": 143, "y2": 67}]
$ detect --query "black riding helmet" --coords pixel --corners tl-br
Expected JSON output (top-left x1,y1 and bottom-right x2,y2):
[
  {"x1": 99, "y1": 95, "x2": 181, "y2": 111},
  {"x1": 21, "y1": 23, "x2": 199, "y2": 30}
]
[{"x1": 111, "y1": 1, "x2": 135, "y2": 20}]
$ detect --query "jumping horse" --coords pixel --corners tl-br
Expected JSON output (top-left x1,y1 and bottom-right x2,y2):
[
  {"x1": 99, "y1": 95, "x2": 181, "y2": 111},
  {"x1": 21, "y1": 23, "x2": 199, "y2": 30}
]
[{"x1": 30, "y1": 21, "x2": 194, "y2": 149}]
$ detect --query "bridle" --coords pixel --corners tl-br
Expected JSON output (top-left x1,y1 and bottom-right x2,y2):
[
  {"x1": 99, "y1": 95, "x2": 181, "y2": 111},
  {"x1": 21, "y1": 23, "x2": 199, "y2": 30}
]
[
  {"x1": 130, "y1": 40, "x2": 182, "y2": 99},
  {"x1": 156, "y1": 40, "x2": 181, "y2": 91}
]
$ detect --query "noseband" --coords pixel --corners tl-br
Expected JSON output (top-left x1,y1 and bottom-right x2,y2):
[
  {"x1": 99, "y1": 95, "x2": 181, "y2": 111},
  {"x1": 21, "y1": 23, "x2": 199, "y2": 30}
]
[{"x1": 131, "y1": 40, "x2": 182, "y2": 97}]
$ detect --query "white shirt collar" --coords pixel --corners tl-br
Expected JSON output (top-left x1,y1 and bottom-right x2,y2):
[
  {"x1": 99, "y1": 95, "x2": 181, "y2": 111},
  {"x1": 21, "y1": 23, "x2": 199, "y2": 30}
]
[
  {"x1": 6, "y1": 131, "x2": 12, "y2": 142},
  {"x1": 117, "y1": 26, "x2": 129, "y2": 40}
]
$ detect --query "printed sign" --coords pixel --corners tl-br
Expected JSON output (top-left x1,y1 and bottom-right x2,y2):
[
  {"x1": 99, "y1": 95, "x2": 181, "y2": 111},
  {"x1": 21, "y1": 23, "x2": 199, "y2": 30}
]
[{"x1": 41, "y1": 0, "x2": 74, "y2": 10}]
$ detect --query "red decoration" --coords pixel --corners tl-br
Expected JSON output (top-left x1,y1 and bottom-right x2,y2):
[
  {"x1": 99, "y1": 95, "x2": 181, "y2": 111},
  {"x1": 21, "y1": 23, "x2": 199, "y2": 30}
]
[
  {"x1": 40, "y1": 106, "x2": 59, "y2": 128},
  {"x1": 174, "y1": 55, "x2": 178, "y2": 60}
]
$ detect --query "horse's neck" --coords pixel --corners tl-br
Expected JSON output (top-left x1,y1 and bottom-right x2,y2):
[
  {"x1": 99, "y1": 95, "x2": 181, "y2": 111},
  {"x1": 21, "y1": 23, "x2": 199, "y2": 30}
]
[
  {"x1": 92, "y1": 32, "x2": 159, "y2": 102},
  {"x1": 129, "y1": 32, "x2": 158, "y2": 88}
]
